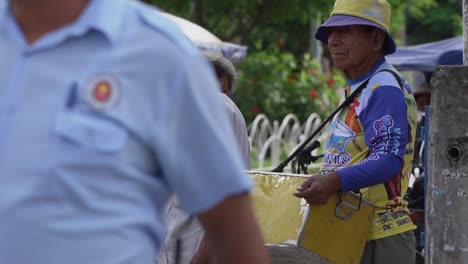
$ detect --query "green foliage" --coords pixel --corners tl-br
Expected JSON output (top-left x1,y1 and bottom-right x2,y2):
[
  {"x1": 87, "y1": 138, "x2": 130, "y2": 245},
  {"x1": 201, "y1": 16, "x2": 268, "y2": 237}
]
[
  {"x1": 144, "y1": 0, "x2": 454, "y2": 124},
  {"x1": 145, "y1": 0, "x2": 346, "y2": 124},
  {"x1": 404, "y1": 0, "x2": 462, "y2": 44},
  {"x1": 234, "y1": 44, "x2": 346, "y2": 124},
  {"x1": 146, "y1": 0, "x2": 440, "y2": 50},
  {"x1": 145, "y1": 0, "x2": 334, "y2": 53}
]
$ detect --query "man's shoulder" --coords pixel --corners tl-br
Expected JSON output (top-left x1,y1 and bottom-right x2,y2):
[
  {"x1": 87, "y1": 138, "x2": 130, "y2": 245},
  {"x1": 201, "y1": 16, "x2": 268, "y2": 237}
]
[
  {"x1": 221, "y1": 94, "x2": 240, "y2": 113},
  {"x1": 123, "y1": 1, "x2": 198, "y2": 57},
  {"x1": 368, "y1": 64, "x2": 404, "y2": 90},
  {"x1": 221, "y1": 94, "x2": 248, "y2": 124}
]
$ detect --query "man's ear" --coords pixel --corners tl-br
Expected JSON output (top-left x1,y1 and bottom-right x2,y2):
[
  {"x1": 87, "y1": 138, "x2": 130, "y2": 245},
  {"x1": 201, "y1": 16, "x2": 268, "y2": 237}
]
[
  {"x1": 371, "y1": 28, "x2": 386, "y2": 53},
  {"x1": 219, "y1": 74, "x2": 231, "y2": 94}
]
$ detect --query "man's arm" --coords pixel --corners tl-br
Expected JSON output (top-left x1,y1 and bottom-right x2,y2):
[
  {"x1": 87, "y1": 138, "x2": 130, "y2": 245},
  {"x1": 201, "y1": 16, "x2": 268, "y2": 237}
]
[
  {"x1": 337, "y1": 84, "x2": 408, "y2": 192},
  {"x1": 197, "y1": 192, "x2": 270, "y2": 264}
]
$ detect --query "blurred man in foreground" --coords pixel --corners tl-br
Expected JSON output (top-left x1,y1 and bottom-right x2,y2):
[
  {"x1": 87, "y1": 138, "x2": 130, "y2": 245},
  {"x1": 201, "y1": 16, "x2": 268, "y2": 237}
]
[{"x1": 0, "y1": 0, "x2": 269, "y2": 263}]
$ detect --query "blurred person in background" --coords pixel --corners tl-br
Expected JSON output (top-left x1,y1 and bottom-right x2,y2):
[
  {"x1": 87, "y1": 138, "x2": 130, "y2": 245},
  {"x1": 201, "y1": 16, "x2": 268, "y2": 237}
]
[
  {"x1": 158, "y1": 51, "x2": 251, "y2": 264},
  {"x1": 412, "y1": 71, "x2": 431, "y2": 124}
]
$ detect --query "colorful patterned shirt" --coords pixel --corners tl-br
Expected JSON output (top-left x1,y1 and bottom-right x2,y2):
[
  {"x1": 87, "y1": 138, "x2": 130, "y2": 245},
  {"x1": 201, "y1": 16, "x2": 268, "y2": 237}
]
[{"x1": 319, "y1": 58, "x2": 418, "y2": 240}]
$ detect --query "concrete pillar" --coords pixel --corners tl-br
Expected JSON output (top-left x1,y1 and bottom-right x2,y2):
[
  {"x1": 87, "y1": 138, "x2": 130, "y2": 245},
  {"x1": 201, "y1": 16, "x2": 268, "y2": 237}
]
[
  {"x1": 464, "y1": 0, "x2": 468, "y2": 64},
  {"x1": 426, "y1": 65, "x2": 468, "y2": 263}
]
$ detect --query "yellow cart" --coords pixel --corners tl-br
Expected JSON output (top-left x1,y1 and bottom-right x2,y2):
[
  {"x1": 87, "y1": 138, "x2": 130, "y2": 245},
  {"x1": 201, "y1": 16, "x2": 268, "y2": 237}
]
[{"x1": 249, "y1": 171, "x2": 376, "y2": 264}]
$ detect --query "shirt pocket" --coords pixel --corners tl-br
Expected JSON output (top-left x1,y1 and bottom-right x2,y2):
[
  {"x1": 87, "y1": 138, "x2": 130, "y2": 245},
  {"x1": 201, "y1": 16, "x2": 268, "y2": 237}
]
[{"x1": 54, "y1": 110, "x2": 128, "y2": 153}]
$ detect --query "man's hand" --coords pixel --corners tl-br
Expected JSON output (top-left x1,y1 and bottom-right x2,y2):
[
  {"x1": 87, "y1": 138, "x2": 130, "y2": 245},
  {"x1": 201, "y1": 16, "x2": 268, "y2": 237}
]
[
  {"x1": 293, "y1": 172, "x2": 341, "y2": 205},
  {"x1": 190, "y1": 236, "x2": 210, "y2": 264}
]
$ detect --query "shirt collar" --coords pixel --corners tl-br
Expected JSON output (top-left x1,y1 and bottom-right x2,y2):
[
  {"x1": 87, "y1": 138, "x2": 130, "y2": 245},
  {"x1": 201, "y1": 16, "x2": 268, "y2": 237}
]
[
  {"x1": 347, "y1": 57, "x2": 386, "y2": 86},
  {"x1": 71, "y1": 0, "x2": 126, "y2": 44},
  {"x1": 0, "y1": 0, "x2": 126, "y2": 46}
]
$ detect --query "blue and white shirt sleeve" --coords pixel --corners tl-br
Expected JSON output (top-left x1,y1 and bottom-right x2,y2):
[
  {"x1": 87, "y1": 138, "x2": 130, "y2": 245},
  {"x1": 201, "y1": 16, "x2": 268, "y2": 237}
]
[
  {"x1": 337, "y1": 74, "x2": 409, "y2": 192},
  {"x1": 156, "y1": 52, "x2": 253, "y2": 215}
]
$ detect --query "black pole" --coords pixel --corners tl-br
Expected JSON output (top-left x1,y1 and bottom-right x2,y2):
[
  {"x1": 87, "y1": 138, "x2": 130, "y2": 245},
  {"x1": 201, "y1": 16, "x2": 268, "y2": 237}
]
[
  {"x1": 271, "y1": 79, "x2": 370, "y2": 173},
  {"x1": 270, "y1": 98, "x2": 347, "y2": 172}
]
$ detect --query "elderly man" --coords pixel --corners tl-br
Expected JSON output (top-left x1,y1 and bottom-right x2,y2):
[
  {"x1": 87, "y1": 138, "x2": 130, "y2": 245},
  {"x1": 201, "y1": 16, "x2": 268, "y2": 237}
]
[
  {"x1": 0, "y1": 0, "x2": 269, "y2": 264},
  {"x1": 294, "y1": 0, "x2": 417, "y2": 263}
]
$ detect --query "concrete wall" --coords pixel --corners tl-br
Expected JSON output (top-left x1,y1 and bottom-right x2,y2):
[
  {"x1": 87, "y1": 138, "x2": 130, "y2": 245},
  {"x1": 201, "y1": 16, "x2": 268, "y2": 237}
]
[{"x1": 426, "y1": 65, "x2": 468, "y2": 263}]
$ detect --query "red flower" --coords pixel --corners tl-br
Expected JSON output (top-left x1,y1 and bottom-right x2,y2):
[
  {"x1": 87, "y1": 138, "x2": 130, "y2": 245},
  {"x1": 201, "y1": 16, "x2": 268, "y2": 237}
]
[
  {"x1": 309, "y1": 90, "x2": 318, "y2": 99},
  {"x1": 251, "y1": 106, "x2": 261, "y2": 113},
  {"x1": 277, "y1": 40, "x2": 284, "y2": 49},
  {"x1": 289, "y1": 76, "x2": 297, "y2": 83},
  {"x1": 327, "y1": 79, "x2": 335, "y2": 87}
]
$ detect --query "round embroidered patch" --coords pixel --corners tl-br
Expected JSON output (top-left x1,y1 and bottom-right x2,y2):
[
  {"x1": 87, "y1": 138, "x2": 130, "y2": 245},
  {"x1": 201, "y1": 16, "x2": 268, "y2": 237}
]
[{"x1": 84, "y1": 75, "x2": 121, "y2": 110}]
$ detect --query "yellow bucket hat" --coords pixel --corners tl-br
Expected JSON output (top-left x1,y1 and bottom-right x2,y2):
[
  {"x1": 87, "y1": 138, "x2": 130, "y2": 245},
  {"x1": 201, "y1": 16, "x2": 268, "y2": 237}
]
[{"x1": 315, "y1": 0, "x2": 396, "y2": 55}]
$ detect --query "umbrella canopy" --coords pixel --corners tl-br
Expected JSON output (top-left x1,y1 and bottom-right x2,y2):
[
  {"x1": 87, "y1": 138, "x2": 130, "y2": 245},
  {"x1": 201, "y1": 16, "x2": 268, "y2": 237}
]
[
  {"x1": 386, "y1": 36, "x2": 462, "y2": 72},
  {"x1": 161, "y1": 12, "x2": 248, "y2": 62}
]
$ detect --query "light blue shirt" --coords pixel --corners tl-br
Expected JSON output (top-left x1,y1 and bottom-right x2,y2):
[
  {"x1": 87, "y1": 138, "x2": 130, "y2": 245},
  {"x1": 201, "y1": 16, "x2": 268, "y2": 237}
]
[{"x1": 0, "y1": 0, "x2": 252, "y2": 263}]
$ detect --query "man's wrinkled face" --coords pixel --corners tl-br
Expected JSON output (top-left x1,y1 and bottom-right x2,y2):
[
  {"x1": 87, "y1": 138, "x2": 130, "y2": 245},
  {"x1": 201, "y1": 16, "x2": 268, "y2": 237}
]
[{"x1": 327, "y1": 25, "x2": 375, "y2": 73}]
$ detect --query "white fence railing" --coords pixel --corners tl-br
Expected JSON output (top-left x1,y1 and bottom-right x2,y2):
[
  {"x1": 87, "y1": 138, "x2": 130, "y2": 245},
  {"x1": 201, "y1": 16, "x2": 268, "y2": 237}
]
[{"x1": 248, "y1": 112, "x2": 329, "y2": 170}]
